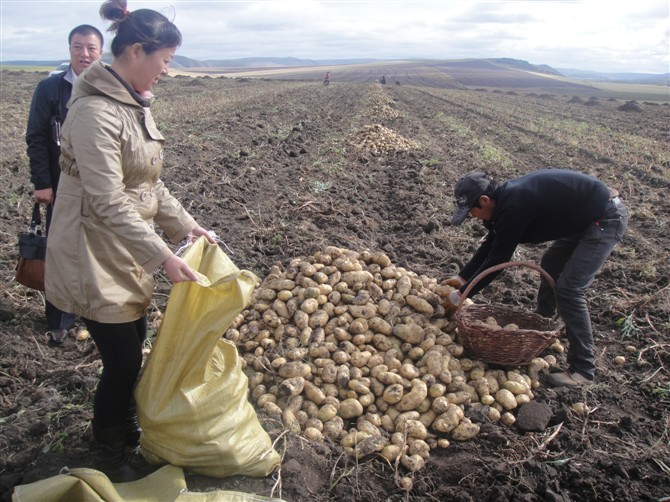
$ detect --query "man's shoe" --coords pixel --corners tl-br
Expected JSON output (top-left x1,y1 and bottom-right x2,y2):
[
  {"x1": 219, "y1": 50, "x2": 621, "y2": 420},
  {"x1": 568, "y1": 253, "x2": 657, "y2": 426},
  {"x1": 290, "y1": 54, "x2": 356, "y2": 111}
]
[
  {"x1": 569, "y1": 372, "x2": 593, "y2": 385},
  {"x1": 546, "y1": 371, "x2": 593, "y2": 387},
  {"x1": 49, "y1": 329, "x2": 68, "y2": 345}
]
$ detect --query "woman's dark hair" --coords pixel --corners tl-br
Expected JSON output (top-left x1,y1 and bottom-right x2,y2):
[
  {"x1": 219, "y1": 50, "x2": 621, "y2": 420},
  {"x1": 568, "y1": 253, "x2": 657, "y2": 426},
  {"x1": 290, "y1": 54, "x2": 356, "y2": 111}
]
[{"x1": 99, "y1": 0, "x2": 181, "y2": 57}]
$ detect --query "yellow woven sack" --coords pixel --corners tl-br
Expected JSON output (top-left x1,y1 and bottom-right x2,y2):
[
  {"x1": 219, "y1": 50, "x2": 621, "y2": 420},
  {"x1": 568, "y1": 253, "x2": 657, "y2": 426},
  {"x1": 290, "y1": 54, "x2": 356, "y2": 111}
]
[
  {"x1": 134, "y1": 237, "x2": 280, "y2": 478},
  {"x1": 12, "y1": 465, "x2": 286, "y2": 502},
  {"x1": 12, "y1": 465, "x2": 185, "y2": 502}
]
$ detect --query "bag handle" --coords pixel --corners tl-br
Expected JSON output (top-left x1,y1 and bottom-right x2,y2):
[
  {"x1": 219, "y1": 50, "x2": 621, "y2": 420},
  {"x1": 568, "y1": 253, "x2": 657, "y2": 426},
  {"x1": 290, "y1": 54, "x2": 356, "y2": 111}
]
[{"x1": 29, "y1": 203, "x2": 43, "y2": 236}]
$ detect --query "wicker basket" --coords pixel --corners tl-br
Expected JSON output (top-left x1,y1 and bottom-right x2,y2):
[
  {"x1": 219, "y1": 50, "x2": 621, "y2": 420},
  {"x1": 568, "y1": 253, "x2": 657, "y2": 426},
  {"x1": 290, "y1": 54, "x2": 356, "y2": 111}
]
[{"x1": 454, "y1": 261, "x2": 562, "y2": 366}]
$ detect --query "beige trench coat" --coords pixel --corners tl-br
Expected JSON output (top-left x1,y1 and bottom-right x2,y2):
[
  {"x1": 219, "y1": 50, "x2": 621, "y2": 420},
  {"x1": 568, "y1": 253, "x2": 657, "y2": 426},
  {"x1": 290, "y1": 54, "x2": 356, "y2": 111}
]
[{"x1": 46, "y1": 61, "x2": 197, "y2": 323}]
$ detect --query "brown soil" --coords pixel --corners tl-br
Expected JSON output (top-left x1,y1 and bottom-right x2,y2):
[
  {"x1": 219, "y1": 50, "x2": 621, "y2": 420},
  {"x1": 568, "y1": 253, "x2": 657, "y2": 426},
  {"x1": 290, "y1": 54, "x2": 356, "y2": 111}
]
[{"x1": 1, "y1": 70, "x2": 669, "y2": 501}]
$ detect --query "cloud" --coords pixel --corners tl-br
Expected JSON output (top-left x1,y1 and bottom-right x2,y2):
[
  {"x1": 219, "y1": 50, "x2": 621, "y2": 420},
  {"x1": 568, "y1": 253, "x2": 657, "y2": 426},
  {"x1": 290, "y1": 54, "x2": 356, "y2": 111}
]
[{"x1": 0, "y1": 0, "x2": 668, "y2": 73}]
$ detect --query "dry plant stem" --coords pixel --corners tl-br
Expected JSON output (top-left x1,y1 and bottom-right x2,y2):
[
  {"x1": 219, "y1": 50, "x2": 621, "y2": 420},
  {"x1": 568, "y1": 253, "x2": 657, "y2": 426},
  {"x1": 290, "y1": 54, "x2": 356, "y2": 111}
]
[
  {"x1": 266, "y1": 429, "x2": 289, "y2": 499},
  {"x1": 395, "y1": 430, "x2": 409, "y2": 481},
  {"x1": 593, "y1": 415, "x2": 670, "y2": 463},
  {"x1": 31, "y1": 335, "x2": 45, "y2": 359},
  {"x1": 353, "y1": 449, "x2": 361, "y2": 501},
  {"x1": 295, "y1": 200, "x2": 317, "y2": 212},
  {"x1": 644, "y1": 312, "x2": 663, "y2": 336},
  {"x1": 639, "y1": 366, "x2": 663, "y2": 384},
  {"x1": 73, "y1": 361, "x2": 99, "y2": 371},
  {"x1": 580, "y1": 408, "x2": 591, "y2": 441},
  {"x1": 637, "y1": 340, "x2": 669, "y2": 384},
  {"x1": 328, "y1": 452, "x2": 352, "y2": 490},
  {"x1": 270, "y1": 467, "x2": 282, "y2": 500},
  {"x1": 641, "y1": 414, "x2": 670, "y2": 460},
  {"x1": 654, "y1": 459, "x2": 670, "y2": 476},
  {"x1": 263, "y1": 429, "x2": 289, "y2": 461},
  {"x1": 256, "y1": 356, "x2": 273, "y2": 374},
  {"x1": 623, "y1": 284, "x2": 670, "y2": 309},
  {"x1": 638, "y1": 342, "x2": 670, "y2": 361},
  {"x1": 509, "y1": 423, "x2": 564, "y2": 465},
  {"x1": 233, "y1": 200, "x2": 259, "y2": 228}
]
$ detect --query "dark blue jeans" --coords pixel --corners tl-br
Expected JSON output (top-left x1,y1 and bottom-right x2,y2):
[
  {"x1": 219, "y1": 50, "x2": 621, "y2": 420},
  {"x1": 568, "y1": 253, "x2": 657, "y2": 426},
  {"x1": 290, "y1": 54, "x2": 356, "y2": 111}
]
[
  {"x1": 537, "y1": 198, "x2": 628, "y2": 379},
  {"x1": 45, "y1": 300, "x2": 76, "y2": 331}
]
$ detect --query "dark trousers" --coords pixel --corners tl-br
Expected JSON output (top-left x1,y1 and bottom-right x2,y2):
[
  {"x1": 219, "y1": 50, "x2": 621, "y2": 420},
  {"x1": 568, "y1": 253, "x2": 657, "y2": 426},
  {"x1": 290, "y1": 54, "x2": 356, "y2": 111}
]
[
  {"x1": 84, "y1": 317, "x2": 147, "y2": 430},
  {"x1": 536, "y1": 198, "x2": 628, "y2": 379},
  {"x1": 46, "y1": 300, "x2": 76, "y2": 331},
  {"x1": 44, "y1": 202, "x2": 76, "y2": 331}
]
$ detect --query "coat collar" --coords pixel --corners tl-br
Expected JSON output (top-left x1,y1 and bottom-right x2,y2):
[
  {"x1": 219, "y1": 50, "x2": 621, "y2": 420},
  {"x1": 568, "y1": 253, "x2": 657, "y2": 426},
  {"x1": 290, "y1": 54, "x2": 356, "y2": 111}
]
[{"x1": 70, "y1": 61, "x2": 149, "y2": 108}]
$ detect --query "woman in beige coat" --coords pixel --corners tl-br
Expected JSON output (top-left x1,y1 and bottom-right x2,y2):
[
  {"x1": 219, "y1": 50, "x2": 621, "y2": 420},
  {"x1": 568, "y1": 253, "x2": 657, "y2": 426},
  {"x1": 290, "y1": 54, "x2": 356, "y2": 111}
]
[{"x1": 46, "y1": 0, "x2": 213, "y2": 482}]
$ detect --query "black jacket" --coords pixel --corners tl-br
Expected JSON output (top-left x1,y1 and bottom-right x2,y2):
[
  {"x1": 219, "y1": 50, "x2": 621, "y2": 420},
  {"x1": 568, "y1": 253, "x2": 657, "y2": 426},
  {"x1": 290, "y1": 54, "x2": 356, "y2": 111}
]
[
  {"x1": 26, "y1": 71, "x2": 72, "y2": 190},
  {"x1": 459, "y1": 168, "x2": 611, "y2": 296}
]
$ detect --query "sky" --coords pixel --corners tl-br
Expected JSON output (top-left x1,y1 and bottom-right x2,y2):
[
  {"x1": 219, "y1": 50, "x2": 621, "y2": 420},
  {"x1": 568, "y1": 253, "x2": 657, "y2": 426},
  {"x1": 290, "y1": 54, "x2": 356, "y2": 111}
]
[{"x1": 1, "y1": 0, "x2": 668, "y2": 74}]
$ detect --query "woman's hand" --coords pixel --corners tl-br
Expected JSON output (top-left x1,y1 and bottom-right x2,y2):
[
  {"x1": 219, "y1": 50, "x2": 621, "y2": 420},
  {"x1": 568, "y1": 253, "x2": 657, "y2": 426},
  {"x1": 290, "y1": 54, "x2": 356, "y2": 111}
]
[
  {"x1": 188, "y1": 226, "x2": 216, "y2": 244},
  {"x1": 163, "y1": 254, "x2": 199, "y2": 282}
]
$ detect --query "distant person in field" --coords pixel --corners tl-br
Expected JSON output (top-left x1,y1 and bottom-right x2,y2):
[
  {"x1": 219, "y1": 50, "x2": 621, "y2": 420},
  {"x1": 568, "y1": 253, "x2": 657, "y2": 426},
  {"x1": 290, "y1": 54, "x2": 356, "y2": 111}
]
[
  {"x1": 324, "y1": 71, "x2": 330, "y2": 85},
  {"x1": 26, "y1": 24, "x2": 104, "y2": 345},
  {"x1": 442, "y1": 169, "x2": 628, "y2": 387},
  {"x1": 395, "y1": 80, "x2": 400, "y2": 86},
  {"x1": 45, "y1": 0, "x2": 214, "y2": 482},
  {"x1": 380, "y1": 75, "x2": 386, "y2": 85}
]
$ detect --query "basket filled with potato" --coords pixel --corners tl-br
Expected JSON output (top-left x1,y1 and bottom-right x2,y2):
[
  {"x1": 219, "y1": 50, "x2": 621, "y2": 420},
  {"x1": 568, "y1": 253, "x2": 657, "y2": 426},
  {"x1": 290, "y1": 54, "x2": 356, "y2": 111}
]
[{"x1": 454, "y1": 261, "x2": 562, "y2": 366}]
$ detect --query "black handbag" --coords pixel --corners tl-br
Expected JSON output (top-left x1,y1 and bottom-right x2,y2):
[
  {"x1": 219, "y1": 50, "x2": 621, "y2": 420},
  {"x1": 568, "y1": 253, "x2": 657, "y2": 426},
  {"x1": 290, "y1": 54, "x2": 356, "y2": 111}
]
[{"x1": 15, "y1": 203, "x2": 47, "y2": 291}]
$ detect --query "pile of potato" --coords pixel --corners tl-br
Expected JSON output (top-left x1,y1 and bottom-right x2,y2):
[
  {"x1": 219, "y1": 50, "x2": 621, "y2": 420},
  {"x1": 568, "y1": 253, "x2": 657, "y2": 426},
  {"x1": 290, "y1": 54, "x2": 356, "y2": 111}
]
[
  {"x1": 475, "y1": 316, "x2": 519, "y2": 331},
  {"x1": 361, "y1": 87, "x2": 401, "y2": 120},
  {"x1": 346, "y1": 124, "x2": 419, "y2": 155},
  {"x1": 225, "y1": 246, "x2": 555, "y2": 473}
]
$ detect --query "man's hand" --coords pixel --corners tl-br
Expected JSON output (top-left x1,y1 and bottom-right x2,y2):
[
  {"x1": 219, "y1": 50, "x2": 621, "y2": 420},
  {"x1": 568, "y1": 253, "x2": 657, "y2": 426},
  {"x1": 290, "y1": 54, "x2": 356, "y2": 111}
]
[
  {"x1": 441, "y1": 275, "x2": 465, "y2": 288},
  {"x1": 34, "y1": 188, "x2": 54, "y2": 205},
  {"x1": 443, "y1": 289, "x2": 462, "y2": 315}
]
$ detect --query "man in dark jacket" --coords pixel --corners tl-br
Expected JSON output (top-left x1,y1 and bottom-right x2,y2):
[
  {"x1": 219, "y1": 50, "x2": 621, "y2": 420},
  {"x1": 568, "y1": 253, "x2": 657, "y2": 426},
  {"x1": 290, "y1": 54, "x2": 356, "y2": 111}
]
[
  {"x1": 444, "y1": 169, "x2": 628, "y2": 386},
  {"x1": 26, "y1": 24, "x2": 103, "y2": 344}
]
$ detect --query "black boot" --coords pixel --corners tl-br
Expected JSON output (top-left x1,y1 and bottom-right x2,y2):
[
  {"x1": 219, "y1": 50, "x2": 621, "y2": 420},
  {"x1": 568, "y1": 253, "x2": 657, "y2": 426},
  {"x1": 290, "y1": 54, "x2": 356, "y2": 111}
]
[
  {"x1": 125, "y1": 403, "x2": 142, "y2": 448},
  {"x1": 92, "y1": 423, "x2": 145, "y2": 483}
]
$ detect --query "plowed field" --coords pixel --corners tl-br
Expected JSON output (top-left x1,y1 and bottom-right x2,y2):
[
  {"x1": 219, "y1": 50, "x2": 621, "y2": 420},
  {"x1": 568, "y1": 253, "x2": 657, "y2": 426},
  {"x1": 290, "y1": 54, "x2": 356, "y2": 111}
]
[{"x1": 1, "y1": 70, "x2": 668, "y2": 501}]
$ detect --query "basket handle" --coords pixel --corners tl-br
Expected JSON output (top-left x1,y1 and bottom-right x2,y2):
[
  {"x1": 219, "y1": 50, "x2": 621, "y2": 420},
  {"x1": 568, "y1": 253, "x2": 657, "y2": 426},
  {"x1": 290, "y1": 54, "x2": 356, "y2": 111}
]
[{"x1": 457, "y1": 261, "x2": 555, "y2": 310}]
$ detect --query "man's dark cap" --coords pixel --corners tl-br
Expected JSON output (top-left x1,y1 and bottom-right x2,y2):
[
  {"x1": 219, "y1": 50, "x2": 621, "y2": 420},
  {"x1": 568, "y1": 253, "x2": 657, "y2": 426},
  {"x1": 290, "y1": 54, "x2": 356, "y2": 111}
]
[{"x1": 451, "y1": 171, "x2": 490, "y2": 225}]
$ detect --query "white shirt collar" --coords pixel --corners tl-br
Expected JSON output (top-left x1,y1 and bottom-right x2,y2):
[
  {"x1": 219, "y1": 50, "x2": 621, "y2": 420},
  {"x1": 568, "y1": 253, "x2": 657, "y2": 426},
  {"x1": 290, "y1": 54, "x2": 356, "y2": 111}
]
[{"x1": 64, "y1": 65, "x2": 77, "y2": 85}]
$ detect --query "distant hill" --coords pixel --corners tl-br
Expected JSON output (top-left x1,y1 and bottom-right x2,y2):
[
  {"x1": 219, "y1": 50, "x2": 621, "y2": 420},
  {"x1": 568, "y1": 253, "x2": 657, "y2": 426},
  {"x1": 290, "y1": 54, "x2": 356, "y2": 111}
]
[
  {"x1": 178, "y1": 58, "x2": 596, "y2": 90},
  {"x1": 558, "y1": 68, "x2": 670, "y2": 86},
  {"x1": 3, "y1": 56, "x2": 666, "y2": 90},
  {"x1": 171, "y1": 54, "x2": 208, "y2": 68},
  {"x1": 487, "y1": 58, "x2": 563, "y2": 76},
  {"x1": 178, "y1": 56, "x2": 562, "y2": 76},
  {"x1": 199, "y1": 57, "x2": 379, "y2": 68}
]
